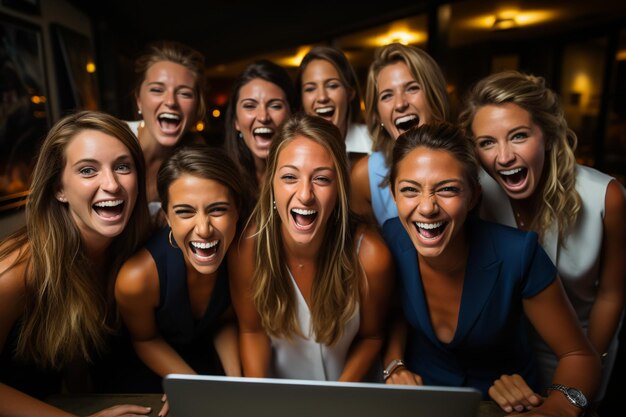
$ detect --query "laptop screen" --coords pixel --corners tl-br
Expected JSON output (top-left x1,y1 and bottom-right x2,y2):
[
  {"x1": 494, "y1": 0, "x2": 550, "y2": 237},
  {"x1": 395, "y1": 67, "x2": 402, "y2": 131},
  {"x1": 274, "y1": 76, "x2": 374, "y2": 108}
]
[{"x1": 163, "y1": 374, "x2": 482, "y2": 417}]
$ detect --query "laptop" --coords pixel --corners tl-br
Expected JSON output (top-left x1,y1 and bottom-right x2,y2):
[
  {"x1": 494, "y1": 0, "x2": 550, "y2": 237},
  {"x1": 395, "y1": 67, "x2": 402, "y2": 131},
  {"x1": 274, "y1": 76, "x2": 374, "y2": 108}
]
[{"x1": 163, "y1": 374, "x2": 482, "y2": 417}]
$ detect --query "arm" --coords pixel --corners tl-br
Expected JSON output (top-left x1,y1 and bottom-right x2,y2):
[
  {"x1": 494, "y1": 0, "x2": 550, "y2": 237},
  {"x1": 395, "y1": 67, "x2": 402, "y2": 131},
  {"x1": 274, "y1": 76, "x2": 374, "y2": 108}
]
[
  {"x1": 212, "y1": 307, "x2": 242, "y2": 376},
  {"x1": 115, "y1": 250, "x2": 195, "y2": 377},
  {"x1": 350, "y1": 156, "x2": 376, "y2": 225},
  {"x1": 0, "y1": 249, "x2": 151, "y2": 417},
  {"x1": 523, "y1": 280, "x2": 601, "y2": 417},
  {"x1": 587, "y1": 180, "x2": 626, "y2": 356},
  {"x1": 338, "y1": 227, "x2": 394, "y2": 382},
  {"x1": 228, "y1": 227, "x2": 271, "y2": 377}
]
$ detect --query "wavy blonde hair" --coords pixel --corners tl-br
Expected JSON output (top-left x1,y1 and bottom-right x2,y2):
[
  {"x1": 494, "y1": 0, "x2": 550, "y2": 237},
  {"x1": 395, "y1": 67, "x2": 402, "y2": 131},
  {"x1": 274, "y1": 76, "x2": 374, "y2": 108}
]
[
  {"x1": 365, "y1": 43, "x2": 450, "y2": 169},
  {"x1": 0, "y1": 111, "x2": 151, "y2": 369},
  {"x1": 458, "y1": 71, "x2": 581, "y2": 245},
  {"x1": 251, "y1": 113, "x2": 359, "y2": 345}
]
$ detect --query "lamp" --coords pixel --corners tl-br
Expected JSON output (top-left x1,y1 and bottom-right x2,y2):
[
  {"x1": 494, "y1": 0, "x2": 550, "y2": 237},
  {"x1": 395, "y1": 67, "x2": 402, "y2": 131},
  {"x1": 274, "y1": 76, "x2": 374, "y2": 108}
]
[{"x1": 492, "y1": 16, "x2": 517, "y2": 30}]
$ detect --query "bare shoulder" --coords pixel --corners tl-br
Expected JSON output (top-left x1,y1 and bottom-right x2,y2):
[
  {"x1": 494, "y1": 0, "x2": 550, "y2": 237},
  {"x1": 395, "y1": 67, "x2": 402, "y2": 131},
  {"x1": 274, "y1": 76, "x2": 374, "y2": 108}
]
[
  {"x1": 228, "y1": 223, "x2": 258, "y2": 286},
  {"x1": 0, "y1": 241, "x2": 28, "y2": 297},
  {"x1": 115, "y1": 248, "x2": 158, "y2": 300},
  {"x1": 604, "y1": 180, "x2": 626, "y2": 219},
  {"x1": 350, "y1": 155, "x2": 370, "y2": 193},
  {"x1": 357, "y1": 224, "x2": 394, "y2": 278}
]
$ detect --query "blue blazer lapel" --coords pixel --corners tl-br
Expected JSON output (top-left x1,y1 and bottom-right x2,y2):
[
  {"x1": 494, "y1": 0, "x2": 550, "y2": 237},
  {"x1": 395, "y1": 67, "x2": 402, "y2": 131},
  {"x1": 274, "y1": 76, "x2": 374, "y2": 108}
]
[{"x1": 453, "y1": 218, "x2": 502, "y2": 344}]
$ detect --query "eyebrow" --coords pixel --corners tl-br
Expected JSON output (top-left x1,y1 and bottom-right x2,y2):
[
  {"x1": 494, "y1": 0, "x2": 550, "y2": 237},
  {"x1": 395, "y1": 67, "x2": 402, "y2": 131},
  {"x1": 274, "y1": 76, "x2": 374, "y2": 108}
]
[
  {"x1": 279, "y1": 165, "x2": 335, "y2": 173},
  {"x1": 172, "y1": 201, "x2": 231, "y2": 210},
  {"x1": 72, "y1": 154, "x2": 132, "y2": 167},
  {"x1": 146, "y1": 81, "x2": 194, "y2": 90},
  {"x1": 398, "y1": 178, "x2": 462, "y2": 187}
]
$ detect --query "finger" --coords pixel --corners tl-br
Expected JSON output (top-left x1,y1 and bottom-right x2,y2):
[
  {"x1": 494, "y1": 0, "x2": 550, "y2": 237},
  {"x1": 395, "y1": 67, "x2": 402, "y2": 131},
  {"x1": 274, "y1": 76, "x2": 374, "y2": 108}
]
[
  {"x1": 161, "y1": 393, "x2": 167, "y2": 402},
  {"x1": 159, "y1": 400, "x2": 170, "y2": 417},
  {"x1": 101, "y1": 404, "x2": 152, "y2": 417},
  {"x1": 504, "y1": 374, "x2": 542, "y2": 410},
  {"x1": 489, "y1": 384, "x2": 514, "y2": 413}
]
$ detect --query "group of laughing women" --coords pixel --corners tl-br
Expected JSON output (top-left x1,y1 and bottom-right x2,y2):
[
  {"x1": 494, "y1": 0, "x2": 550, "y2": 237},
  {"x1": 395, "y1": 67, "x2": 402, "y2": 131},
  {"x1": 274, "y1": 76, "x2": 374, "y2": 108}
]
[{"x1": 1, "y1": 38, "x2": 624, "y2": 417}]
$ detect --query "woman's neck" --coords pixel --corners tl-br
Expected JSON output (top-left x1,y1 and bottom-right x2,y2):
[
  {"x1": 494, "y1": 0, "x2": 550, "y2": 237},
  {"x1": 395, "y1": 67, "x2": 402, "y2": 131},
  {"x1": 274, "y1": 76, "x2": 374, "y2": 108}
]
[
  {"x1": 282, "y1": 230, "x2": 323, "y2": 270},
  {"x1": 418, "y1": 230, "x2": 469, "y2": 276},
  {"x1": 138, "y1": 125, "x2": 171, "y2": 162},
  {"x1": 253, "y1": 156, "x2": 267, "y2": 186}
]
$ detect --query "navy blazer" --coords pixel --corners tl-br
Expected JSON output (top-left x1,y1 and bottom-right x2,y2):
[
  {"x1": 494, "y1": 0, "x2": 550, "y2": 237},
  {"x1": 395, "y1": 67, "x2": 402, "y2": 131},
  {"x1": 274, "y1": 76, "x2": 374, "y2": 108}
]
[{"x1": 382, "y1": 216, "x2": 556, "y2": 397}]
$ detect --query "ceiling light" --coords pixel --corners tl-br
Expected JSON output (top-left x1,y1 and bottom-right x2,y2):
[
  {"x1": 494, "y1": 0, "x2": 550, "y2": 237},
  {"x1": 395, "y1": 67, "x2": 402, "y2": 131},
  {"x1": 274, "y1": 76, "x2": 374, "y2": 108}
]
[{"x1": 492, "y1": 17, "x2": 517, "y2": 30}]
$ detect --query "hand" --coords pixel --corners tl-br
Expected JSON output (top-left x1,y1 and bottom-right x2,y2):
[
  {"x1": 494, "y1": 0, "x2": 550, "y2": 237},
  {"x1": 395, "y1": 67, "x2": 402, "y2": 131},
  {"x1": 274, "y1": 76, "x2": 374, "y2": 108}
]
[
  {"x1": 159, "y1": 393, "x2": 169, "y2": 417},
  {"x1": 489, "y1": 374, "x2": 543, "y2": 413},
  {"x1": 385, "y1": 367, "x2": 423, "y2": 385},
  {"x1": 87, "y1": 404, "x2": 152, "y2": 417}
]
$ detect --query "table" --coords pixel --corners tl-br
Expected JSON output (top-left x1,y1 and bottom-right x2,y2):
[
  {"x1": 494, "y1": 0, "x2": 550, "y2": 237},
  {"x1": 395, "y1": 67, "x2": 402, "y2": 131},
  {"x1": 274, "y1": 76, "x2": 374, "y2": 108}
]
[{"x1": 46, "y1": 393, "x2": 507, "y2": 417}]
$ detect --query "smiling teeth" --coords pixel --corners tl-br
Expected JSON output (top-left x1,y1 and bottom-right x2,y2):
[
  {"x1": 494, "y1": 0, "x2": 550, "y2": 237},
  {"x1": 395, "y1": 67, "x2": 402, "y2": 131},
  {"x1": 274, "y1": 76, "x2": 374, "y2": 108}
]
[
  {"x1": 415, "y1": 221, "x2": 443, "y2": 229},
  {"x1": 158, "y1": 113, "x2": 180, "y2": 120},
  {"x1": 292, "y1": 208, "x2": 317, "y2": 215},
  {"x1": 191, "y1": 240, "x2": 218, "y2": 249},
  {"x1": 94, "y1": 200, "x2": 123, "y2": 207},
  {"x1": 500, "y1": 168, "x2": 523, "y2": 176},
  {"x1": 395, "y1": 115, "x2": 417, "y2": 126},
  {"x1": 315, "y1": 107, "x2": 333, "y2": 115},
  {"x1": 254, "y1": 127, "x2": 273, "y2": 134}
]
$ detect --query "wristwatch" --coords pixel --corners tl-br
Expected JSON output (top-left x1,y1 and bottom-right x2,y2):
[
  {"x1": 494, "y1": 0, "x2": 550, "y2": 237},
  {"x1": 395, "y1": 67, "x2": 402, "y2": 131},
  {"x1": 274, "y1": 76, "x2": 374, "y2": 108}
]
[
  {"x1": 547, "y1": 384, "x2": 588, "y2": 409},
  {"x1": 383, "y1": 359, "x2": 405, "y2": 380}
]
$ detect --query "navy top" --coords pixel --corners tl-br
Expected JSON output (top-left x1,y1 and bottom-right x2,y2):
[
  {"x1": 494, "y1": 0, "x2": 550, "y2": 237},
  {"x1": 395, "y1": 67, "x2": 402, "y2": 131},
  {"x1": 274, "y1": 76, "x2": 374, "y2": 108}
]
[
  {"x1": 382, "y1": 216, "x2": 556, "y2": 398},
  {"x1": 147, "y1": 226, "x2": 231, "y2": 374}
]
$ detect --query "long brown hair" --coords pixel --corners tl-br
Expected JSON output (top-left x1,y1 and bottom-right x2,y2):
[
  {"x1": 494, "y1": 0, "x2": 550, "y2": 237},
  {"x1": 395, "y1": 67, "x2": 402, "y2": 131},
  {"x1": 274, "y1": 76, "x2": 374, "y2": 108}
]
[
  {"x1": 458, "y1": 71, "x2": 581, "y2": 245},
  {"x1": 0, "y1": 111, "x2": 151, "y2": 369},
  {"x1": 251, "y1": 113, "x2": 359, "y2": 345}
]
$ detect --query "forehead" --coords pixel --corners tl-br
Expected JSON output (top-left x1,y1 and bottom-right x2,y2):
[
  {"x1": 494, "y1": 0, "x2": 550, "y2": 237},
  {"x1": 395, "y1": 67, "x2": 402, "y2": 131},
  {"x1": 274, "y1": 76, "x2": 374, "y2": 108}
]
[
  {"x1": 239, "y1": 78, "x2": 286, "y2": 99},
  {"x1": 376, "y1": 61, "x2": 414, "y2": 89},
  {"x1": 168, "y1": 175, "x2": 233, "y2": 201},
  {"x1": 144, "y1": 60, "x2": 196, "y2": 84},
  {"x1": 397, "y1": 147, "x2": 465, "y2": 179},
  {"x1": 277, "y1": 136, "x2": 334, "y2": 167},
  {"x1": 302, "y1": 59, "x2": 340, "y2": 79},
  {"x1": 472, "y1": 103, "x2": 532, "y2": 130},
  {"x1": 65, "y1": 129, "x2": 129, "y2": 161}
]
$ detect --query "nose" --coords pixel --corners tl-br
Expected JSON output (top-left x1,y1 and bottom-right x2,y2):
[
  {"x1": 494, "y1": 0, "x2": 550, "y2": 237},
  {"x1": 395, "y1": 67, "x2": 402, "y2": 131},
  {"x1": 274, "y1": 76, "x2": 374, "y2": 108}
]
[
  {"x1": 317, "y1": 88, "x2": 329, "y2": 103},
  {"x1": 258, "y1": 106, "x2": 271, "y2": 123},
  {"x1": 417, "y1": 194, "x2": 439, "y2": 217},
  {"x1": 196, "y1": 214, "x2": 214, "y2": 238},
  {"x1": 496, "y1": 143, "x2": 515, "y2": 166},
  {"x1": 101, "y1": 169, "x2": 121, "y2": 193},
  {"x1": 164, "y1": 89, "x2": 178, "y2": 108},
  {"x1": 394, "y1": 92, "x2": 408, "y2": 111},
  {"x1": 297, "y1": 181, "x2": 314, "y2": 204}
]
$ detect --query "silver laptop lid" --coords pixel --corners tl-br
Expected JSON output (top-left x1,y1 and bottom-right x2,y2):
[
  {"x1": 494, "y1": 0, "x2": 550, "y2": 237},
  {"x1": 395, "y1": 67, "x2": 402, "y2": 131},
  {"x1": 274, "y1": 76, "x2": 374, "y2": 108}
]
[{"x1": 163, "y1": 374, "x2": 481, "y2": 417}]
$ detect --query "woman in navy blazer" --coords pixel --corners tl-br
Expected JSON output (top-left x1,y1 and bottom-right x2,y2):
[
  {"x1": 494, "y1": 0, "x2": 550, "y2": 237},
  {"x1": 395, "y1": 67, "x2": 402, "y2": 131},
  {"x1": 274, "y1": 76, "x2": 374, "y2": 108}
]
[{"x1": 381, "y1": 122, "x2": 600, "y2": 417}]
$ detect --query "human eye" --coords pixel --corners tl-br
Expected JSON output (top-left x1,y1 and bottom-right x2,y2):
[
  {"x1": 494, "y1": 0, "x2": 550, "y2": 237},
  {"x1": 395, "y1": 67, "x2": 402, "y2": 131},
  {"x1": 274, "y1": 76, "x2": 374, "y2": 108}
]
[
  {"x1": 173, "y1": 207, "x2": 195, "y2": 218},
  {"x1": 209, "y1": 204, "x2": 229, "y2": 216},
  {"x1": 511, "y1": 131, "x2": 529, "y2": 141},
  {"x1": 280, "y1": 173, "x2": 297, "y2": 183},
  {"x1": 327, "y1": 82, "x2": 341, "y2": 90},
  {"x1": 178, "y1": 89, "x2": 195, "y2": 99},
  {"x1": 407, "y1": 82, "x2": 421, "y2": 92},
  {"x1": 379, "y1": 92, "x2": 392, "y2": 102},
  {"x1": 269, "y1": 101, "x2": 285, "y2": 111},
  {"x1": 115, "y1": 162, "x2": 133, "y2": 174},
  {"x1": 303, "y1": 85, "x2": 316, "y2": 93},
  {"x1": 79, "y1": 166, "x2": 96, "y2": 176},
  {"x1": 476, "y1": 138, "x2": 495, "y2": 149},
  {"x1": 313, "y1": 175, "x2": 332, "y2": 185},
  {"x1": 149, "y1": 86, "x2": 164, "y2": 94},
  {"x1": 399, "y1": 186, "x2": 419, "y2": 197},
  {"x1": 437, "y1": 186, "x2": 461, "y2": 197}
]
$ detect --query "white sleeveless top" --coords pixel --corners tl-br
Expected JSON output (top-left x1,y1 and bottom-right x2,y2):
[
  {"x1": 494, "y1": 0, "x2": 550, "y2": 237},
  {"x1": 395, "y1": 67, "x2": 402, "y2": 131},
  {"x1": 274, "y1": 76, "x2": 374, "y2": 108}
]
[
  {"x1": 479, "y1": 164, "x2": 622, "y2": 399},
  {"x1": 269, "y1": 235, "x2": 365, "y2": 381},
  {"x1": 125, "y1": 120, "x2": 162, "y2": 217}
]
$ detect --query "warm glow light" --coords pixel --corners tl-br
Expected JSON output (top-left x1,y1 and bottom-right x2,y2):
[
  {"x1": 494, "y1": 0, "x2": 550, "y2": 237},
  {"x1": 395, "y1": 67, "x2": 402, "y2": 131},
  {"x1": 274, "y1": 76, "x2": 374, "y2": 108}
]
[
  {"x1": 374, "y1": 29, "x2": 424, "y2": 46},
  {"x1": 465, "y1": 9, "x2": 558, "y2": 30},
  {"x1": 212, "y1": 109, "x2": 221, "y2": 118},
  {"x1": 278, "y1": 46, "x2": 312, "y2": 67},
  {"x1": 31, "y1": 95, "x2": 46, "y2": 104},
  {"x1": 86, "y1": 62, "x2": 96, "y2": 73},
  {"x1": 617, "y1": 49, "x2": 626, "y2": 61},
  {"x1": 196, "y1": 121, "x2": 205, "y2": 131}
]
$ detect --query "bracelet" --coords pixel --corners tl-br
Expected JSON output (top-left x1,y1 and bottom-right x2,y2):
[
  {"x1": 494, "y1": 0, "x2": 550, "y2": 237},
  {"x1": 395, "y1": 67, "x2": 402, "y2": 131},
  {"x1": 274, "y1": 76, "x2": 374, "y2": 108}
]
[{"x1": 383, "y1": 359, "x2": 405, "y2": 381}]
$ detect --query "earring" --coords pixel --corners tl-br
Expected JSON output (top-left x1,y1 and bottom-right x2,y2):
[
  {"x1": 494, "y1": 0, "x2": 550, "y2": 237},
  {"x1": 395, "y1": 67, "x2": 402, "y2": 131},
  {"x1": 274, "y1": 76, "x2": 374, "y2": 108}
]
[
  {"x1": 380, "y1": 122, "x2": 385, "y2": 128},
  {"x1": 273, "y1": 200, "x2": 277, "y2": 211},
  {"x1": 237, "y1": 131, "x2": 243, "y2": 139},
  {"x1": 57, "y1": 196, "x2": 67, "y2": 203},
  {"x1": 168, "y1": 229, "x2": 178, "y2": 249},
  {"x1": 138, "y1": 109, "x2": 142, "y2": 116}
]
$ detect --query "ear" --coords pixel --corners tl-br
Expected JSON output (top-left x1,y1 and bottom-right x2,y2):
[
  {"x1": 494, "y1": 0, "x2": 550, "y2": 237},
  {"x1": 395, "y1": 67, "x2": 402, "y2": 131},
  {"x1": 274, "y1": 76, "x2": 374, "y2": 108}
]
[
  {"x1": 56, "y1": 189, "x2": 67, "y2": 203},
  {"x1": 135, "y1": 95, "x2": 142, "y2": 115},
  {"x1": 234, "y1": 119, "x2": 241, "y2": 133}
]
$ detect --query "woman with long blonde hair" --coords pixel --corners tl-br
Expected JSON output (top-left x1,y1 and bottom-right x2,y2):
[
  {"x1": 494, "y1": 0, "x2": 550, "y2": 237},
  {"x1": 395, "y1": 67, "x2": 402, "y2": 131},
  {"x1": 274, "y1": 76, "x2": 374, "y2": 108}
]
[
  {"x1": 0, "y1": 111, "x2": 151, "y2": 416},
  {"x1": 230, "y1": 113, "x2": 394, "y2": 381},
  {"x1": 459, "y1": 70, "x2": 626, "y2": 410}
]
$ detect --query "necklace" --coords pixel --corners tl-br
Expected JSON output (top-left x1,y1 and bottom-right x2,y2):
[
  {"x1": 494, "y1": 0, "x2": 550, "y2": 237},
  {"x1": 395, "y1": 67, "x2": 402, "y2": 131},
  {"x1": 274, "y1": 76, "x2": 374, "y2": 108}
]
[{"x1": 514, "y1": 210, "x2": 525, "y2": 228}]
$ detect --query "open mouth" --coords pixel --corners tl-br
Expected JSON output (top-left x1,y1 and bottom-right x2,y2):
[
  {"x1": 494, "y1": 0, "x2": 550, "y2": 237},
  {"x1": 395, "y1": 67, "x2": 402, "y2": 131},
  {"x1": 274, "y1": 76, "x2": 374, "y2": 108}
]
[
  {"x1": 291, "y1": 208, "x2": 318, "y2": 229},
  {"x1": 498, "y1": 167, "x2": 528, "y2": 187},
  {"x1": 189, "y1": 240, "x2": 219, "y2": 260},
  {"x1": 253, "y1": 127, "x2": 274, "y2": 141},
  {"x1": 315, "y1": 106, "x2": 335, "y2": 119},
  {"x1": 414, "y1": 221, "x2": 447, "y2": 239},
  {"x1": 157, "y1": 112, "x2": 182, "y2": 133},
  {"x1": 394, "y1": 114, "x2": 419, "y2": 132},
  {"x1": 93, "y1": 199, "x2": 124, "y2": 219}
]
